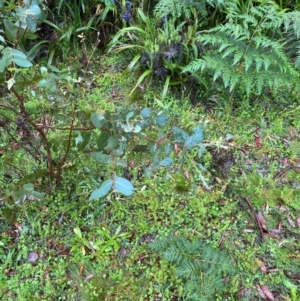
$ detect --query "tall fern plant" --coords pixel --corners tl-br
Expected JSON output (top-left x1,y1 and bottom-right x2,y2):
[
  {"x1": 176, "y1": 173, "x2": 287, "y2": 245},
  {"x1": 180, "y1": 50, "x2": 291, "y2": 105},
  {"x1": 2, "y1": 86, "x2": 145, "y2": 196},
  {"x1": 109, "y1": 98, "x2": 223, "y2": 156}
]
[{"x1": 183, "y1": 1, "x2": 300, "y2": 96}]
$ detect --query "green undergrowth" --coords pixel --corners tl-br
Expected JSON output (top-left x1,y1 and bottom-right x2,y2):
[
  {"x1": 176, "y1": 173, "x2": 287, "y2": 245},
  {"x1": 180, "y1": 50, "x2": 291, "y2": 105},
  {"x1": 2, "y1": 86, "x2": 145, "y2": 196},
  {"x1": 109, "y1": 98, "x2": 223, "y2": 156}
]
[{"x1": 1, "y1": 54, "x2": 300, "y2": 300}]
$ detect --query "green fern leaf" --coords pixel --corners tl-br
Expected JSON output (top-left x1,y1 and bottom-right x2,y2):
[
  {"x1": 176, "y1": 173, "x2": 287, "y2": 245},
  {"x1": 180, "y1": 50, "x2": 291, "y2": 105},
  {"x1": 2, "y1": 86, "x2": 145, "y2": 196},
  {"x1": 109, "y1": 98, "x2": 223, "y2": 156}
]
[{"x1": 150, "y1": 235, "x2": 236, "y2": 301}]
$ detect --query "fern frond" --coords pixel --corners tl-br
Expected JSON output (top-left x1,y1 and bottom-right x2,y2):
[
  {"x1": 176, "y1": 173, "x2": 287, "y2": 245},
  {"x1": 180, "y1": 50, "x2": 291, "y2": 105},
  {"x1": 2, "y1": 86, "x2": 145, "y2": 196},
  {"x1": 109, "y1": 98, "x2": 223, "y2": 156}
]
[
  {"x1": 183, "y1": 1, "x2": 300, "y2": 95},
  {"x1": 283, "y1": 11, "x2": 300, "y2": 38},
  {"x1": 150, "y1": 235, "x2": 236, "y2": 301},
  {"x1": 154, "y1": 0, "x2": 207, "y2": 20},
  {"x1": 281, "y1": 11, "x2": 300, "y2": 69}
]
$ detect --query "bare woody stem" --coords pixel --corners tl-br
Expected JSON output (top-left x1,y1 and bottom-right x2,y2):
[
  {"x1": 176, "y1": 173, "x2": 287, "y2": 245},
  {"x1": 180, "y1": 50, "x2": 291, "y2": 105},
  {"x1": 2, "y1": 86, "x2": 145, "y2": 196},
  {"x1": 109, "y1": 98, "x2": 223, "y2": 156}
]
[{"x1": 9, "y1": 86, "x2": 62, "y2": 182}]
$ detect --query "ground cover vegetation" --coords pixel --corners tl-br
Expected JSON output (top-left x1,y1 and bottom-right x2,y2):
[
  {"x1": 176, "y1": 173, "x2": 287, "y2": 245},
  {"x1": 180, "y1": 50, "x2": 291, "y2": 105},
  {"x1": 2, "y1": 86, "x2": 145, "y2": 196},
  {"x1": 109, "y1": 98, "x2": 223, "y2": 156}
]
[{"x1": 0, "y1": 0, "x2": 300, "y2": 300}]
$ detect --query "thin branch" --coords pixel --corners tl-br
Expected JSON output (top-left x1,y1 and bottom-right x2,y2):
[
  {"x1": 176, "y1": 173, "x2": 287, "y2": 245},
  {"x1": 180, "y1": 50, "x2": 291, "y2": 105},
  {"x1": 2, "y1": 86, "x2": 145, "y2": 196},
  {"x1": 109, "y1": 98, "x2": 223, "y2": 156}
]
[
  {"x1": 9, "y1": 86, "x2": 61, "y2": 182},
  {"x1": 38, "y1": 124, "x2": 94, "y2": 131},
  {"x1": 243, "y1": 196, "x2": 264, "y2": 241},
  {"x1": 58, "y1": 104, "x2": 76, "y2": 170}
]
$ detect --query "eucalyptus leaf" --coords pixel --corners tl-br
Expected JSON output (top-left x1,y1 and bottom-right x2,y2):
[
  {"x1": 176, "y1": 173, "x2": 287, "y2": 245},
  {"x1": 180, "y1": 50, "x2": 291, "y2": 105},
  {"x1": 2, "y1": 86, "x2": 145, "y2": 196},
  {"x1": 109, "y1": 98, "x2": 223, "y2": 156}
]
[
  {"x1": 172, "y1": 126, "x2": 189, "y2": 143},
  {"x1": 93, "y1": 153, "x2": 112, "y2": 164},
  {"x1": 122, "y1": 123, "x2": 135, "y2": 133},
  {"x1": 105, "y1": 136, "x2": 120, "y2": 151},
  {"x1": 192, "y1": 126, "x2": 204, "y2": 138},
  {"x1": 116, "y1": 160, "x2": 127, "y2": 167},
  {"x1": 3, "y1": 20, "x2": 18, "y2": 43},
  {"x1": 126, "y1": 111, "x2": 134, "y2": 123},
  {"x1": 15, "y1": 4, "x2": 42, "y2": 31},
  {"x1": 89, "y1": 179, "x2": 113, "y2": 200},
  {"x1": 11, "y1": 49, "x2": 33, "y2": 67},
  {"x1": 140, "y1": 108, "x2": 151, "y2": 118},
  {"x1": 112, "y1": 148, "x2": 124, "y2": 157},
  {"x1": 197, "y1": 145, "x2": 206, "y2": 158},
  {"x1": 78, "y1": 132, "x2": 92, "y2": 151},
  {"x1": 75, "y1": 133, "x2": 83, "y2": 146},
  {"x1": 97, "y1": 132, "x2": 110, "y2": 151},
  {"x1": 133, "y1": 125, "x2": 142, "y2": 133},
  {"x1": 2, "y1": 48, "x2": 32, "y2": 68},
  {"x1": 113, "y1": 176, "x2": 134, "y2": 196},
  {"x1": 159, "y1": 157, "x2": 174, "y2": 167},
  {"x1": 23, "y1": 183, "x2": 34, "y2": 192},
  {"x1": 27, "y1": 190, "x2": 45, "y2": 200},
  {"x1": 184, "y1": 126, "x2": 204, "y2": 150},
  {"x1": 156, "y1": 113, "x2": 168, "y2": 126},
  {"x1": 90, "y1": 113, "x2": 105, "y2": 129},
  {"x1": 165, "y1": 144, "x2": 173, "y2": 156}
]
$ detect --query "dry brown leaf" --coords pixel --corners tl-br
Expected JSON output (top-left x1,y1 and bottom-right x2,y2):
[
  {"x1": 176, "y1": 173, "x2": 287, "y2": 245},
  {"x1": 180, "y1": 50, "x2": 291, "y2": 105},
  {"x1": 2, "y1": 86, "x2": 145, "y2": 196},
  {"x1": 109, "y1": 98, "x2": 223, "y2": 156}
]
[
  {"x1": 79, "y1": 265, "x2": 84, "y2": 276},
  {"x1": 254, "y1": 134, "x2": 262, "y2": 148},
  {"x1": 27, "y1": 251, "x2": 39, "y2": 263},
  {"x1": 277, "y1": 205, "x2": 288, "y2": 212},
  {"x1": 263, "y1": 232, "x2": 278, "y2": 239},
  {"x1": 184, "y1": 170, "x2": 190, "y2": 181},
  {"x1": 256, "y1": 284, "x2": 267, "y2": 299},
  {"x1": 215, "y1": 177, "x2": 222, "y2": 184},
  {"x1": 43, "y1": 269, "x2": 50, "y2": 280},
  {"x1": 280, "y1": 293, "x2": 291, "y2": 300},
  {"x1": 174, "y1": 143, "x2": 179, "y2": 154},
  {"x1": 268, "y1": 229, "x2": 281, "y2": 234},
  {"x1": 266, "y1": 268, "x2": 280, "y2": 273},
  {"x1": 289, "y1": 127, "x2": 294, "y2": 138},
  {"x1": 220, "y1": 199, "x2": 227, "y2": 206},
  {"x1": 257, "y1": 211, "x2": 267, "y2": 230},
  {"x1": 277, "y1": 221, "x2": 282, "y2": 232},
  {"x1": 287, "y1": 216, "x2": 295, "y2": 228},
  {"x1": 238, "y1": 287, "x2": 252, "y2": 298},
  {"x1": 261, "y1": 285, "x2": 275, "y2": 301},
  {"x1": 83, "y1": 274, "x2": 94, "y2": 282},
  {"x1": 259, "y1": 261, "x2": 267, "y2": 273}
]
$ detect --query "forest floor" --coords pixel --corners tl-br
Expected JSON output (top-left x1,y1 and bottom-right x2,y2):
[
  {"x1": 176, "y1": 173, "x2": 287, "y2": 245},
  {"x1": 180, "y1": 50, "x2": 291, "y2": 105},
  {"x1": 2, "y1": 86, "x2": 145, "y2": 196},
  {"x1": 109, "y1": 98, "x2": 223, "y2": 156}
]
[{"x1": 1, "y1": 54, "x2": 300, "y2": 301}]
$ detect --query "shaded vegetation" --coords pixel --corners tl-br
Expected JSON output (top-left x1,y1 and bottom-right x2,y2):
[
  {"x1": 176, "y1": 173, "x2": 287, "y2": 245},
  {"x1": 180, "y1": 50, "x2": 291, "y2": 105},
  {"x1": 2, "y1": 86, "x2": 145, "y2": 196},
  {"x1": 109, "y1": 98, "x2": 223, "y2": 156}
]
[{"x1": 1, "y1": 0, "x2": 300, "y2": 300}]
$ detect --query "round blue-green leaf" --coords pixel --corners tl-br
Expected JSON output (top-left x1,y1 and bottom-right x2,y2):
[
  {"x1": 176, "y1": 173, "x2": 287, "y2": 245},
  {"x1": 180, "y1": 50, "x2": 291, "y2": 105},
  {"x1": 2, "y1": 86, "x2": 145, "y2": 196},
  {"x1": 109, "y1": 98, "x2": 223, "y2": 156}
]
[
  {"x1": 89, "y1": 179, "x2": 113, "y2": 200},
  {"x1": 140, "y1": 108, "x2": 151, "y2": 118},
  {"x1": 93, "y1": 153, "x2": 112, "y2": 164},
  {"x1": 197, "y1": 144, "x2": 206, "y2": 158},
  {"x1": 185, "y1": 127, "x2": 204, "y2": 150},
  {"x1": 90, "y1": 113, "x2": 105, "y2": 129},
  {"x1": 172, "y1": 126, "x2": 189, "y2": 142},
  {"x1": 193, "y1": 126, "x2": 204, "y2": 136},
  {"x1": 126, "y1": 111, "x2": 134, "y2": 123},
  {"x1": 133, "y1": 124, "x2": 142, "y2": 133},
  {"x1": 23, "y1": 183, "x2": 34, "y2": 192},
  {"x1": 105, "y1": 136, "x2": 120, "y2": 151},
  {"x1": 113, "y1": 176, "x2": 134, "y2": 196},
  {"x1": 165, "y1": 144, "x2": 173, "y2": 156},
  {"x1": 159, "y1": 157, "x2": 173, "y2": 167},
  {"x1": 156, "y1": 113, "x2": 168, "y2": 126}
]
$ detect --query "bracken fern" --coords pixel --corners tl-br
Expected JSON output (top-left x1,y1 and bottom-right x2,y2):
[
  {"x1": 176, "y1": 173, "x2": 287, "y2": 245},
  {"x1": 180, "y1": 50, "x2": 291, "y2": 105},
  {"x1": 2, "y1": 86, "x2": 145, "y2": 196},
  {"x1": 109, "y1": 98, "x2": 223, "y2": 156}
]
[
  {"x1": 154, "y1": 0, "x2": 207, "y2": 20},
  {"x1": 183, "y1": 1, "x2": 300, "y2": 96}
]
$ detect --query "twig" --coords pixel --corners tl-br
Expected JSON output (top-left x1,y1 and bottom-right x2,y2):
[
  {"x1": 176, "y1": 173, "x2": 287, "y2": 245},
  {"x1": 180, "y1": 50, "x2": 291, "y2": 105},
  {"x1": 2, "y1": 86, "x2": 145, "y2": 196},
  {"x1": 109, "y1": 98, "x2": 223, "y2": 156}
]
[
  {"x1": 243, "y1": 196, "x2": 264, "y2": 241},
  {"x1": 37, "y1": 124, "x2": 94, "y2": 131},
  {"x1": 58, "y1": 104, "x2": 76, "y2": 171},
  {"x1": 9, "y1": 87, "x2": 61, "y2": 182}
]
